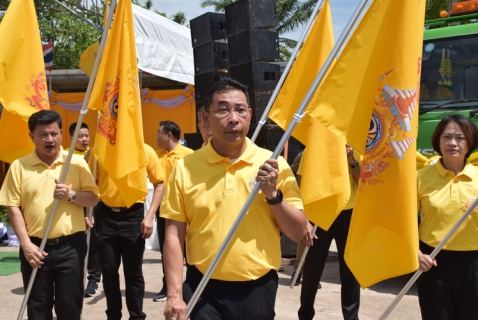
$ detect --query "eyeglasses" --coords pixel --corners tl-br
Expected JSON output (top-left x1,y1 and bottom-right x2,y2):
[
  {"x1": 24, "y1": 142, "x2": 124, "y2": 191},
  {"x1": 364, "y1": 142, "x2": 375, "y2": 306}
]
[
  {"x1": 156, "y1": 131, "x2": 168, "y2": 137},
  {"x1": 207, "y1": 105, "x2": 249, "y2": 119}
]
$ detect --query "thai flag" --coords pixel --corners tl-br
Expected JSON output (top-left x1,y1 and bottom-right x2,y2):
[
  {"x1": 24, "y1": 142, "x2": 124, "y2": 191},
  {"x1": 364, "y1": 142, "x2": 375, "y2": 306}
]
[{"x1": 43, "y1": 42, "x2": 53, "y2": 72}]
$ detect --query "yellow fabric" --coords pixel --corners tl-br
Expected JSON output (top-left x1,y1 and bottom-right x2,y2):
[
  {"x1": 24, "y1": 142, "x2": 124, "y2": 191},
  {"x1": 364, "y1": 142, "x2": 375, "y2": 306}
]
[
  {"x1": 45, "y1": 89, "x2": 196, "y2": 152},
  {"x1": 0, "y1": 110, "x2": 36, "y2": 163},
  {"x1": 160, "y1": 138, "x2": 303, "y2": 281},
  {"x1": 281, "y1": 1, "x2": 349, "y2": 231},
  {"x1": 306, "y1": 0, "x2": 425, "y2": 287},
  {"x1": 87, "y1": 0, "x2": 147, "y2": 208},
  {"x1": 418, "y1": 161, "x2": 478, "y2": 251},
  {"x1": 156, "y1": 144, "x2": 194, "y2": 184},
  {"x1": 141, "y1": 86, "x2": 197, "y2": 143},
  {"x1": 0, "y1": 148, "x2": 99, "y2": 238},
  {"x1": 98, "y1": 144, "x2": 164, "y2": 207},
  {"x1": 268, "y1": 0, "x2": 333, "y2": 145},
  {"x1": 0, "y1": 0, "x2": 50, "y2": 163},
  {"x1": 79, "y1": 41, "x2": 100, "y2": 78},
  {"x1": 419, "y1": 85, "x2": 455, "y2": 100},
  {"x1": 65, "y1": 147, "x2": 91, "y2": 157}
]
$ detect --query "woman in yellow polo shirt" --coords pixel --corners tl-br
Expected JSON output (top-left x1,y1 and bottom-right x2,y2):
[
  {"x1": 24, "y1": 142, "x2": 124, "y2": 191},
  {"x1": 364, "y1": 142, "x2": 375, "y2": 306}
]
[{"x1": 417, "y1": 114, "x2": 478, "y2": 319}]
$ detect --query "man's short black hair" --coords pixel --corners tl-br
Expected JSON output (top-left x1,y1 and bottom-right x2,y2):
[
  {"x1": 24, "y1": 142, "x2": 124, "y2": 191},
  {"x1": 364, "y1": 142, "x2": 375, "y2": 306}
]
[
  {"x1": 160, "y1": 120, "x2": 181, "y2": 140},
  {"x1": 204, "y1": 78, "x2": 250, "y2": 110},
  {"x1": 28, "y1": 110, "x2": 62, "y2": 132},
  {"x1": 69, "y1": 122, "x2": 89, "y2": 136},
  {"x1": 431, "y1": 114, "x2": 478, "y2": 159}
]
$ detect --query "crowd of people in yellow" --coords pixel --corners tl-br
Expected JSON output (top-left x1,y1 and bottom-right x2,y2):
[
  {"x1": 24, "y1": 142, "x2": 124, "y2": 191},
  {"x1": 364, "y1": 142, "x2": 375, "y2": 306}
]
[{"x1": 0, "y1": 78, "x2": 478, "y2": 320}]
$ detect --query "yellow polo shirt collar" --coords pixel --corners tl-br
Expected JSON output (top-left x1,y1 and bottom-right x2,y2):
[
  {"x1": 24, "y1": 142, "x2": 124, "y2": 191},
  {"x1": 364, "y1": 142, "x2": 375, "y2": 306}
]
[
  {"x1": 29, "y1": 147, "x2": 67, "y2": 167},
  {"x1": 434, "y1": 159, "x2": 474, "y2": 180},
  {"x1": 205, "y1": 137, "x2": 255, "y2": 165}
]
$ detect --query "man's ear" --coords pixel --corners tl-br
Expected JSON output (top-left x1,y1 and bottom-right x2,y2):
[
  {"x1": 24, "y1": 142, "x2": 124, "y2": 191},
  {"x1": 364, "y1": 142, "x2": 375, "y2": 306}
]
[
  {"x1": 29, "y1": 132, "x2": 34, "y2": 142},
  {"x1": 201, "y1": 109, "x2": 209, "y2": 125}
]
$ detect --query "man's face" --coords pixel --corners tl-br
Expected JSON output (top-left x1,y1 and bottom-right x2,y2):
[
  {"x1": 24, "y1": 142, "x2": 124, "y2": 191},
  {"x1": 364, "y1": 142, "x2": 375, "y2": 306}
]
[
  {"x1": 73, "y1": 128, "x2": 90, "y2": 151},
  {"x1": 156, "y1": 125, "x2": 170, "y2": 149},
  {"x1": 29, "y1": 122, "x2": 62, "y2": 162},
  {"x1": 203, "y1": 89, "x2": 251, "y2": 148}
]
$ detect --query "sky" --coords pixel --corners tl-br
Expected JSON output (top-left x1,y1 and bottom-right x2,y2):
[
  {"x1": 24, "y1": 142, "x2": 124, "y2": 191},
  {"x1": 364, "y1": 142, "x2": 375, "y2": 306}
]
[{"x1": 149, "y1": 0, "x2": 362, "y2": 41}]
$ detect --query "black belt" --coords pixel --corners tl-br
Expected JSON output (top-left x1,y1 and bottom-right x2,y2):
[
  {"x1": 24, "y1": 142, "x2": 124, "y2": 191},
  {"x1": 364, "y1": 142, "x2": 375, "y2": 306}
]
[
  {"x1": 30, "y1": 231, "x2": 83, "y2": 246},
  {"x1": 99, "y1": 201, "x2": 143, "y2": 213}
]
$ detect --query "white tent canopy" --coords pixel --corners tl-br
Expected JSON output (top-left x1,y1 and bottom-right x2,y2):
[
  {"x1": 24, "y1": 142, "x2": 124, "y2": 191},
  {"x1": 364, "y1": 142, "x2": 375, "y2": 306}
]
[{"x1": 132, "y1": 4, "x2": 194, "y2": 85}]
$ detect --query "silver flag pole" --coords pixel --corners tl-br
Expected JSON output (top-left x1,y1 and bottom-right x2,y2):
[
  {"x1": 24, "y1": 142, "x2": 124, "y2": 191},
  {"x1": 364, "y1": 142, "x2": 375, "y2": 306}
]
[
  {"x1": 250, "y1": 0, "x2": 325, "y2": 143},
  {"x1": 185, "y1": 0, "x2": 371, "y2": 317},
  {"x1": 379, "y1": 197, "x2": 478, "y2": 319},
  {"x1": 17, "y1": 1, "x2": 117, "y2": 318}
]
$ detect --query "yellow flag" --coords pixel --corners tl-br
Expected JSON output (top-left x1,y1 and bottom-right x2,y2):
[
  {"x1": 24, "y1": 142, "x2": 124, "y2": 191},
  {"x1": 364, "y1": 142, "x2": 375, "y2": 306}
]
[
  {"x1": 307, "y1": 0, "x2": 425, "y2": 287},
  {"x1": 283, "y1": 0, "x2": 350, "y2": 230},
  {"x1": 268, "y1": 0, "x2": 334, "y2": 145},
  {"x1": 79, "y1": 41, "x2": 99, "y2": 78},
  {"x1": 87, "y1": 0, "x2": 147, "y2": 207},
  {"x1": 0, "y1": 0, "x2": 50, "y2": 163}
]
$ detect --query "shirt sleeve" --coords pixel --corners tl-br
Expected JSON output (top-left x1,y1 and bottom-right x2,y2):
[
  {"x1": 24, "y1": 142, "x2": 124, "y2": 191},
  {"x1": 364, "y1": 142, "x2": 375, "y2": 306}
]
[
  {"x1": 145, "y1": 144, "x2": 165, "y2": 184},
  {"x1": 0, "y1": 160, "x2": 22, "y2": 207},
  {"x1": 77, "y1": 158, "x2": 99, "y2": 195},
  {"x1": 277, "y1": 156, "x2": 304, "y2": 210},
  {"x1": 160, "y1": 162, "x2": 188, "y2": 222}
]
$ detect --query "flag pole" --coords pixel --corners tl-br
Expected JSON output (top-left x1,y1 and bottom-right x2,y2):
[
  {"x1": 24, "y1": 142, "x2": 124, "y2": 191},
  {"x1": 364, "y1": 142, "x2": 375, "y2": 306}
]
[
  {"x1": 379, "y1": 197, "x2": 478, "y2": 319},
  {"x1": 250, "y1": 0, "x2": 325, "y2": 143},
  {"x1": 290, "y1": 225, "x2": 317, "y2": 289},
  {"x1": 185, "y1": 0, "x2": 371, "y2": 317},
  {"x1": 81, "y1": 156, "x2": 97, "y2": 317},
  {"x1": 17, "y1": 1, "x2": 117, "y2": 318}
]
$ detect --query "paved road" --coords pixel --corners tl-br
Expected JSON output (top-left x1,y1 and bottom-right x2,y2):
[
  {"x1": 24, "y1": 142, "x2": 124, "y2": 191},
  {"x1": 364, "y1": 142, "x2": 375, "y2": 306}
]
[{"x1": 0, "y1": 245, "x2": 421, "y2": 319}]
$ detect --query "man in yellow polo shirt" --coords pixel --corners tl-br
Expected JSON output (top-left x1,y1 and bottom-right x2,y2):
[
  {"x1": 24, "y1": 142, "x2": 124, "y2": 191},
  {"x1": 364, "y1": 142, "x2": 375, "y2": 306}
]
[
  {"x1": 0, "y1": 110, "x2": 99, "y2": 319},
  {"x1": 94, "y1": 143, "x2": 165, "y2": 320},
  {"x1": 161, "y1": 79, "x2": 307, "y2": 320},
  {"x1": 65, "y1": 121, "x2": 101, "y2": 297},
  {"x1": 153, "y1": 120, "x2": 193, "y2": 302}
]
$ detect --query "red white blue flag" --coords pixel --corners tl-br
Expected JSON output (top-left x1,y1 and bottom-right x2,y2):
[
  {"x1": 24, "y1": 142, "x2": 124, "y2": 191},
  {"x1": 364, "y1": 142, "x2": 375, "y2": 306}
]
[{"x1": 43, "y1": 42, "x2": 53, "y2": 72}]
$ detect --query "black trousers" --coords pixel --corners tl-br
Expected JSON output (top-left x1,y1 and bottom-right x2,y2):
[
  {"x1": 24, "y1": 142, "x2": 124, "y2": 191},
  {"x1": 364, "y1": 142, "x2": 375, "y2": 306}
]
[
  {"x1": 87, "y1": 218, "x2": 101, "y2": 283},
  {"x1": 417, "y1": 241, "x2": 478, "y2": 320},
  {"x1": 20, "y1": 232, "x2": 86, "y2": 320},
  {"x1": 299, "y1": 209, "x2": 360, "y2": 320},
  {"x1": 156, "y1": 209, "x2": 167, "y2": 291},
  {"x1": 184, "y1": 265, "x2": 278, "y2": 320},
  {"x1": 94, "y1": 201, "x2": 146, "y2": 320}
]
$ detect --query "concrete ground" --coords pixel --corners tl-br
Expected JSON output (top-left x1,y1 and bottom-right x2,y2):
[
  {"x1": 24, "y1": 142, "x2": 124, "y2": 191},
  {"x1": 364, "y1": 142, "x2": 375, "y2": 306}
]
[{"x1": 0, "y1": 243, "x2": 421, "y2": 319}]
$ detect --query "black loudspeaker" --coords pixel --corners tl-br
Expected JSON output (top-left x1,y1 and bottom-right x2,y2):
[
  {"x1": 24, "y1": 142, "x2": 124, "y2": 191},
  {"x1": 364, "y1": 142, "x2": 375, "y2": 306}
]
[
  {"x1": 194, "y1": 71, "x2": 230, "y2": 103},
  {"x1": 225, "y1": 0, "x2": 277, "y2": 36},
  {"x1": 184, "y1": 132, "x2": 204, "y2": 151},
  {"x1": 248, "y1": 91, "x2": 271, "y2": 124},
  {"x1": 228, "y1": 30, "x2": 279, "y2": 67},
  {"x1": 193, "y1": 41, "x2": 229, "y2": 74},
  {"x1": 248, "y1": 124, "x2": 303, "y2": 163},
  {"x1": 228, "y1": 62, "x2": 279, "y2": 92},
  {"x1": 190, "y1": 12, "x2": 227, "y2": 48}
]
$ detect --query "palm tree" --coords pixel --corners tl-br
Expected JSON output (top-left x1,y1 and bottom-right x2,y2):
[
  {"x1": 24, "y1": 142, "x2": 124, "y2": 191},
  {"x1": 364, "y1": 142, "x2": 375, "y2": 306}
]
[{"x1": 200, "y1": 0, "x2": 315, "y2": 61}]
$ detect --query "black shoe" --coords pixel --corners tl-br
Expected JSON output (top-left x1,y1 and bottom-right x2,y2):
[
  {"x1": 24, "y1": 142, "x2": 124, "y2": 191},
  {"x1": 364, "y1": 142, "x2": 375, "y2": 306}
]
[
  {"x1": 318, "y1": 282, "x2": 322, "y2": 289},
  {"x1": 84, "y1": 280, "x2": 98, "y2": 297},
  {"x1": 153, "y1": 288, "x2": 167, "y2": 302}
]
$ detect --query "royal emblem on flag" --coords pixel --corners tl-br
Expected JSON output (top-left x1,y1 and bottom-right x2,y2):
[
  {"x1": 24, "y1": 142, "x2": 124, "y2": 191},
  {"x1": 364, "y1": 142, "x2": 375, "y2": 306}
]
[
  {"x1": 98, "y1": 77, "x2": 120, "y2": 144},
  {"x1": 25, "y1": 72, "x2": 49, "y2": 110}
]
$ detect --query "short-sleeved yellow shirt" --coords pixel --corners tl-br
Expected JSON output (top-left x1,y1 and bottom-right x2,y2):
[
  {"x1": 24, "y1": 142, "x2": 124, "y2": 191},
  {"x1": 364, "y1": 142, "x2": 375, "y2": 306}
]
[
  {"x1": 160, "y1": 138, "x2": 303, "y2": 281},
  {"x1": 0, "y1": 148, "x2": 99, "y2": 238},
  {"x1": 418, "y1": 160, "x2": 478, "y2": 251},
  {"x1": 98, "y1": 143, "x2": 165, "y2": 207},
  {"x1": 156, "y1": 143, "x2": 194, "y2": 184}
]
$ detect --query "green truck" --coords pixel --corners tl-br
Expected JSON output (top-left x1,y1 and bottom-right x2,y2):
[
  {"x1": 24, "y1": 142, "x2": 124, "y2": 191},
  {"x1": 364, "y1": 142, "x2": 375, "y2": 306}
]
[{"x1": 418, "y1": 5, "x2": 478, "y2": 155}]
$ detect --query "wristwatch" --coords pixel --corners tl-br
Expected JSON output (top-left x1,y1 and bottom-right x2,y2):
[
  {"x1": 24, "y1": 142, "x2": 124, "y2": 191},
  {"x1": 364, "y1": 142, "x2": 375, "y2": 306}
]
[
  {"x1": 266, "y1": 189, "x2": 283, "y2": 205},
  {"x1": 68, "y1": 190, "x2": 77, "y2": 203},
  {"x1": 350, "y1": 160, "x2": 359, "y2": 169}
]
